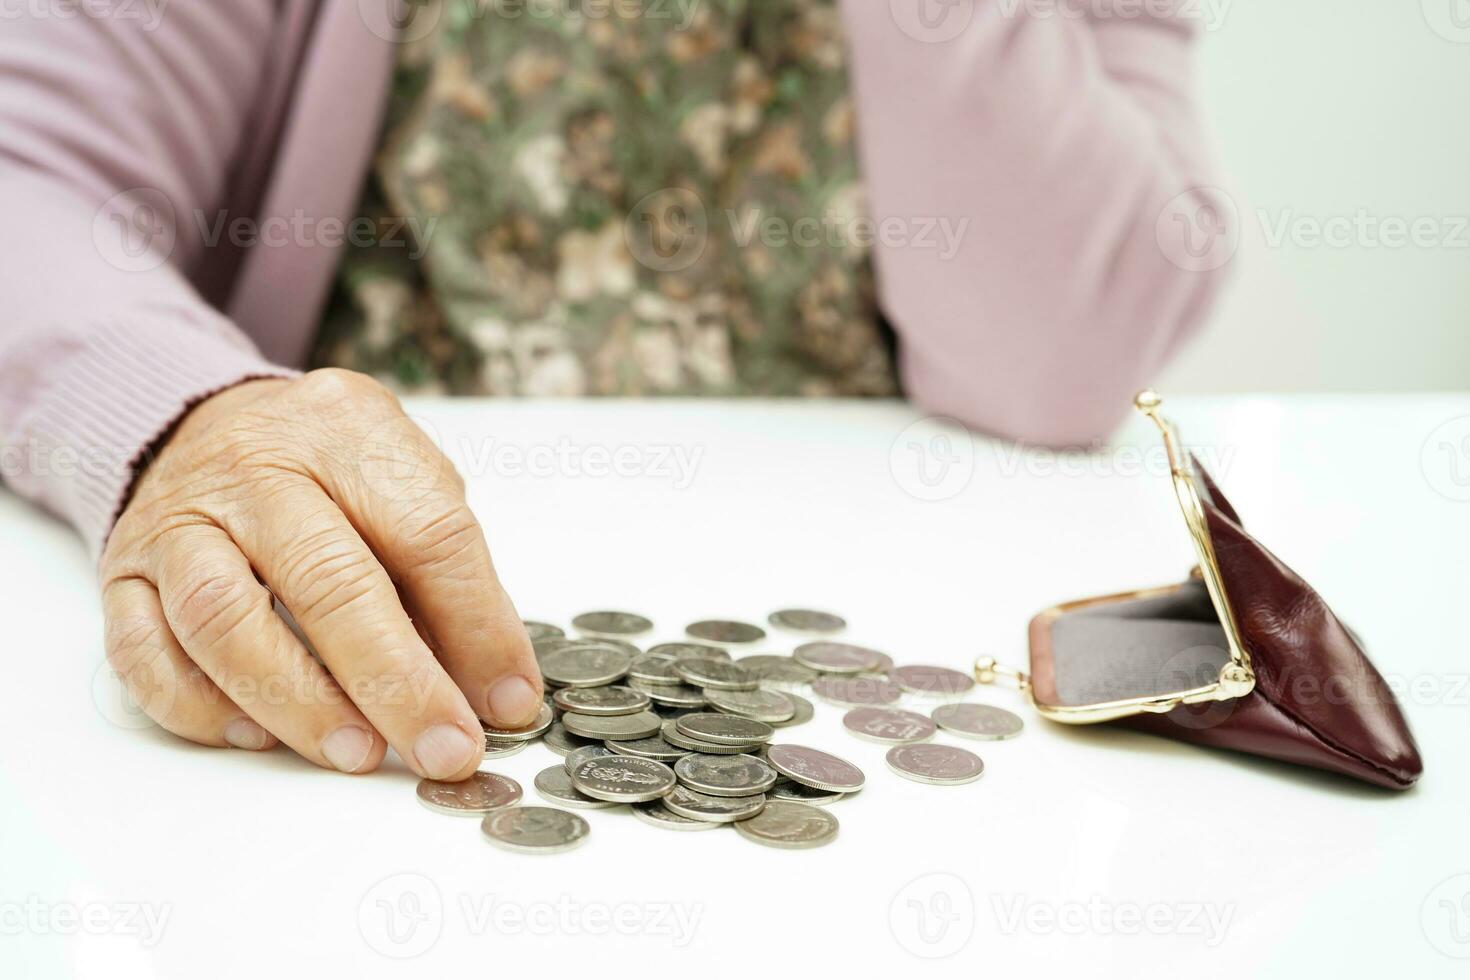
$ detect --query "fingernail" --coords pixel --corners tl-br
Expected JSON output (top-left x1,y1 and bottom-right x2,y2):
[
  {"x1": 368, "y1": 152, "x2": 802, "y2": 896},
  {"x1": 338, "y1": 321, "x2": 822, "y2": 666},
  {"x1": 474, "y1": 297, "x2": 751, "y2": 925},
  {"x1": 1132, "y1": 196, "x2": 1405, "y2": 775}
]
[
  {"x1": 413, "y1": 724, "x2": 479, "y2": 779},
  {"x1": 486, "y1": 676, "x2": 541, "y2": 727},
  {"x1": 224, "y1": 717, "x2": 273, "y2": 751},
  {"x1": 322, "y1": 725, "x2": 375, "y2": 773}
]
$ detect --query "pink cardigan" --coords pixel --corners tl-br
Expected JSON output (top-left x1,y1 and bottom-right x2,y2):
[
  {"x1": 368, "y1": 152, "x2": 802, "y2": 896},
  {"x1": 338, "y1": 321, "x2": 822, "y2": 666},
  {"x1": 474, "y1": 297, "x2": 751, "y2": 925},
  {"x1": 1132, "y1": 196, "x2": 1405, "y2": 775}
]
[{"x1": 0, "y1": 1, "x2": 1230, "y2": 556}]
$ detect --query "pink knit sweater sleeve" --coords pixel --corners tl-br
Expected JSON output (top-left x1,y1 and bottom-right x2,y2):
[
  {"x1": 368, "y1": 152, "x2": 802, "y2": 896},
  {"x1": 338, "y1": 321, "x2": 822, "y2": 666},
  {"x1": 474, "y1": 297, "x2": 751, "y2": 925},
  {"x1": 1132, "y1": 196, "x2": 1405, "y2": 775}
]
[
  {"x1": 841, "y1": 1, "x2": 1233, "y2": 445},
  {"x1": 0, "y1": 3, "x2": 294, "y2": 557}
]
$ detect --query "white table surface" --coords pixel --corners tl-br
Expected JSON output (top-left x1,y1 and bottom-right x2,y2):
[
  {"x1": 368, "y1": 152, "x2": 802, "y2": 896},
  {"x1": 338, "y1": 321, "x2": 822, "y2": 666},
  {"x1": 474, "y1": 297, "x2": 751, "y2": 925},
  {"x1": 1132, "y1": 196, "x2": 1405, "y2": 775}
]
[{"x1": 3, "y1": 394, "x2": 1468, "y2": 979}]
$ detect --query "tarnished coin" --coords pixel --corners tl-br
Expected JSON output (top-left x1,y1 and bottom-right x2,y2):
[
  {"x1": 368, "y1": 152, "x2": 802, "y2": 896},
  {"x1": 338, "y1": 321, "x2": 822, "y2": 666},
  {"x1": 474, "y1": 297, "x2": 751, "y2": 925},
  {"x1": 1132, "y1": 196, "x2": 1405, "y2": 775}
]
[
  {"x1": 482, "y1": 702, "x2": 554, "y2": 743},
  {"x1": 561, "y1": 709, "x2": 662, "y2": 741},
  {"x1": 891, "y1": 664, "x2": 976, "y2": 699},
  {"x1": 564, "y1": 744, "x2": 615, "y2": 774},
  {"x1": 736, "y1": 655, "x2": 818, "y2": 687},
  {"x1": 647, "y1": 642, "x2": 730, "y2": 662},
  {"x1": 606, "y1": 734, "x2": 690, "y2": 762},
  {"x1": 770, "y1": 779, "x2": 844, "y2": 806},
  {"x1": 482, "y1": 741, "x2": 528, "y2": 760},
  {"x1": 543, "y1": 722, "x2": 594, "y2": 757},
  {"x1": 793, "y1": 642, "x2": 885, "y2": 675},
  {"x1": 812, "y1": 676, "x2": 902, "y2": 707},
  {"x1": 417, "y1": 772, "x2": 523, "y2": 816},
  {"x1": 481, "y1": 806, "x2": 589, "y2": 854},
  {"x1": 705, "y1": 688, "x2": 796, "y2": 723},
  {"x1": 534, "y1": 765, "x2": 619, "y2": 809},
  {"x1": 675, "y1": 753, "x2": 779, "y2": 797},
  {"x1": 766, "y1": 744, "x2": 866, "y2": 793},
  {"x1": 842, "y1": 707, "x2": 937, "y2": 744},
  {"x1": 686, "y1": 620, "x2": 766, "y2": 645},
  {"x1": 733, "y1": 800, "x2": 838, "y2": 850},
  {"x1": 674, "y1": 658, "x2": 758, "y2": 691},
  {"x1": 628, "y1": 654, "x2": 682, "y2": 683},
  {"x1": 523, "y1": 621, "x2": 564, "y2": 641},
  {"x1": 768, "y1": 609, "x2": 847, "y2": 634},
  {"x1": 662, "y1": 785, "x2": 766, "y2": 823},
  {"x1": 552, "y1": 685, "x2": 650, "y2": 716},
  {"x1": 632, "y1": 800, "x2": 719, "y2": 832},
  {"x1": 571, "y1": 611, "x2": 653, "y2": 636},
  {"x1": 931, "y1": 703, "x2": 1025, "y2": 740},
  {"x1": 676, "y1": 712, "x2": 774, "y2": 746},
  {"x1": 661, "y1": 719, "x2": 761, "y2": 755},
  {"x1": 886, "y1": 743, "x2": 986, "y2": 785},
  {"x1": 770, "y1": 693, "x2": 815, "y2": 728},
  {"x1": 569, "y1": 755, "x2": 677, "y2": 803},
  {"x1": 539, "y1": 645, "x2": 633, "y2": 688},
  {"x1": 627, "y1": 677, "x2": 707, "y2": 709}
]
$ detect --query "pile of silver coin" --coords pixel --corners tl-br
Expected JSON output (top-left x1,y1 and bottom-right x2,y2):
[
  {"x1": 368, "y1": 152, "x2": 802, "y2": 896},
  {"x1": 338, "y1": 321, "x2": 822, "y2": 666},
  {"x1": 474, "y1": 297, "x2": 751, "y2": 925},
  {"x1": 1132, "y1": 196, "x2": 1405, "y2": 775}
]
[{"x1": 415, "y1": 609, "x2": 1025, "y2": 854}]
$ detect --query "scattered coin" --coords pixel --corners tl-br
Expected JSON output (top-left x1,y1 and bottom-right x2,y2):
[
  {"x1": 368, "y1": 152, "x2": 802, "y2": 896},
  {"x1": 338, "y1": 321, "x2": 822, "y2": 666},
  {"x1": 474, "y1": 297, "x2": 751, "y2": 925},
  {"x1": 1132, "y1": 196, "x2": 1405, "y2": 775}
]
[
  {"x1": 766, "y1": 744, "x2": 866, "y2": 793},
  {"x1": 886, "y1": 743, "x2": 986, "y2": 785},
  {"x1": 675, "y1": 753, "x2": 779, "y2": 797},
  {"x1": 522, "y1": 621, "x2": 564, "y2": 641},
  {"x1": 662, "y1": 785, "x2": 766, "y2": 823},
  {"x1": 482, "y1": 741, "x2": 528, "y2": 760},
  {"x1": 569, "y1": 755, "x2": 676, "y2": 803},
  {"x1": 543, "y1": 722, "x2": 594, "y2": 757},
  {"x1": 572, "y1": 611, "x2": 654, "y2": 636},
  {"x1": 793, "y1": 642, "x2": 885, "y2": 675},
  {"x1": 632, "y1": 800, "x2": 720, "y2": 832},
  {"x1": 736, "y1": 654, "x2": 818, "y2": 687},
  {"x1": 534, "y1": 765, "x2": 620, "y2": 809},
  {"x1": 647, "y1": 642, "x2": 731, "y2": 661},
  {"x1": 686, "y1": 620, "x2": 766, "y2": 645},
  {"x1": 482, "y1": 703, "x2": 554, "y2": 743},
  {"x1": 628, "y1": 654, "x2": 682, "y2": 683},
  {"x1": 812, "y1": 675, "x2": 902, "y2": 707},
  {"x1": 561, "y1": 709, "x2": 662, "y2": 741},
  {"x1": 417, "y1": 772, "x2": 523, "y2": 816},
  {"x1": 552, "y1": 685, "x2": 650, "y2": 716},
  {"x1": 606, "y1": 734, "x2": 690, "y2": 762},
  {"x1": 842, "y1": 707, "x2": 937, "y2": 744},
  {"x1": 564, "y1": 744, "x2": 615, "y2": 774},
  {"x1": 661, "y1": 719, "x2": 761, "y2": 755},
  {"x1": 539, "y1": 645, "x2": 633, "y2": 687},
  {"x1": 676, "y1": 713, "x2": 775, "y2": 746},
  {"x1": 481, "y1": 806, "x2": 589, "y2": 854},
  {"x1": 768, "y1": 609, "x2": 847, "y2": 634},
  {"x1": 891, "y1": 664, "x2": 976, "y2": 698},
  {"x1": 733, "y1": 800, "x2": 838, "y2": 850},
  {"x1": 770, "y1": 780, "x2": 844, "y2": 806},
  {"x1": 704, "y1": 688, "x2": 797, "y2": 723},
  {"x1": 674, "y1": 658, "x2": 758, "y2": 691},
  {"x1": 627, "y1": 677, "x2": 707, "y2": 709},
  {"x1": 770, "y1": 693, "x2": 815, "y2": 728},
  {"x1": 931, "y1": 703, "x2": 1025, "y2": 741}
]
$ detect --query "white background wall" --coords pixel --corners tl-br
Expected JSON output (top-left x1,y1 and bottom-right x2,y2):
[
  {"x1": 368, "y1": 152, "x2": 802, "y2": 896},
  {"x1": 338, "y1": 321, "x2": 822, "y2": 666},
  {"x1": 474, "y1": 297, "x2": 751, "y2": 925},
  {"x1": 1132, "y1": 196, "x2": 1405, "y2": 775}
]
[{"x1": 1159, "y1": 1, "x2": 1470, "y2": 393}]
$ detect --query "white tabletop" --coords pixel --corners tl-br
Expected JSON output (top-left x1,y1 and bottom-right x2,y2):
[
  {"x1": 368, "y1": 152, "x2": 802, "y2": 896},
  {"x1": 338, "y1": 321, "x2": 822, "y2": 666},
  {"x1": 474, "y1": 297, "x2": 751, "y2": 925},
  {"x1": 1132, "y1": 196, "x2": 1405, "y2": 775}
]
[{"x1": 3, "y1": 395, "x2": 1468, "y2": 979}]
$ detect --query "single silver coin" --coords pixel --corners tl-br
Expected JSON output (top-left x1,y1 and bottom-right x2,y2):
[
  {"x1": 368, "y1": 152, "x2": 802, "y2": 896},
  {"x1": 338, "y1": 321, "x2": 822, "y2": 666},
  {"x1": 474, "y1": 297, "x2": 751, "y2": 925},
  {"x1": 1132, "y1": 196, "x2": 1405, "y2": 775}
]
[
  {"x1": 661, "y1": 785, "x2": 766, "y2": 823},
  {"x1": 481, "y1": 702, "x2": 554, "y2": 742},
  {"x1": 571, "y1": 611, "x2": 654, "y2": 636},
  {"x1": 733, "y1": 800, "x2": 838, "y2": 850},
  {"x1": 842, "y1": 707, "x2": 937, "y2": 744},
  {"x1": 770, "y1": 693, "x2": 815, "y2": 728},
  {"x1": 564, "y1": 744, "x2": 615, "y2": 773},
  {"x1": 533, "y1": 635, "x2": 575, "y2": 660},
  {"x1": 552, "y1": 685, "x2": 650, "y2": 716},
  {"x1": 481, "y1": 806, "x2": 589, "y2": 854},
  {"x1": 931, "y1": 702, "x2": 1025, "y2": 740},
  {"x1": 627, "y1": 677, "x2": 707, "y2": 708},
  {"x1": 676, "y1": 712, "x2": 774, "y2": 746},
  {"x1": 705, "y1": 688, "x2": 797, "y2": 723},
  {"x1": 765, "y1": 744, "x2": 866, "y2": 793},
  {"x1": 417, "y1": 772, "x2": 523, "y2": 815},
  {"x1": 675, "y1": 753, "x2": 779, "y2": 797},
  {"x1": 793, "y1": 642, "x2": 885, "y2": 675},
  {"x1": 812, "y1": 675, "x2": 902, "y2": 707},
  {"x1": 534, "y1": 765, "x2": 620, "y2": 809},
  {"x1": 561, "y1": 709, "x2": 662, "y2": 741},
  {"x1": 886, "y1": 743, "x2": 986, "y2": 785},
  {"x1": 891, "y1": 664, "x2": 977, "y2": 699},
  {"x1": 632, "y1": 800, "x2": 720, "y2": 832},
  {"x1": 605, "y1": 735, "x2": 690, "y2": 762},
  {"x1": 522, "y1": 621, "x2": 564, "y2": 641},
  {"x1": 628, "y1": 654, "x2": 682, "y2": 683},
  {"x1": 674, "y1": 658, "x2": 758, "y2": 691},
  {"x1": 647, "y1": 642, "x2": 731, "y2": 662},
  {"x1": 770, "y1": 779, "x2": 844, "y2": 806},
  {"x1": 543, "y1": 722, "x2": 594, "y2": 757},
  {"x1": 539, "y1": 645, "x2": 633, "y2": 687},
  {"x1": 737, "y1": 655, "x2": 818, "y2": 688},
  {"x1": 686, "y1": 620, "x2": 766, "y2": 645},
  {"x1": 768, "y1": 609, "x2": 847, "y2": 634},
  {"x1": 661, "y1": 719, "x2": 761, "y2": 755},
  {"x1": 569, "y1": 754, "x2": 676, "y2": 803},
  {"x1": 482, "y1": 740, "x2": 529, "y2": 760}
]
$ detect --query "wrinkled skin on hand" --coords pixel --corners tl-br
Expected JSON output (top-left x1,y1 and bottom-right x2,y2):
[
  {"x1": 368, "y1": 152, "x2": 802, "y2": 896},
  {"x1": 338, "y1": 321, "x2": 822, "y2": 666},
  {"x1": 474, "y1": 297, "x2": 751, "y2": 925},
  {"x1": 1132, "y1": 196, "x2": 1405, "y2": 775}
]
[{"x1": 99, "y1": 369, "x2": 542, "y2": 780}]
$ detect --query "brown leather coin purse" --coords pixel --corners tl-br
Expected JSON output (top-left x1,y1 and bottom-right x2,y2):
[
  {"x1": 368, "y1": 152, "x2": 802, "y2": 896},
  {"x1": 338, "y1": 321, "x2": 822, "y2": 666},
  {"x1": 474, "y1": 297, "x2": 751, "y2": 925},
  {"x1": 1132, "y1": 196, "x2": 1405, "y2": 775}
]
[{"x1": 993, "y1": 393, "x2": 1422, "y2": 790}]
